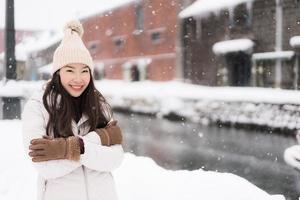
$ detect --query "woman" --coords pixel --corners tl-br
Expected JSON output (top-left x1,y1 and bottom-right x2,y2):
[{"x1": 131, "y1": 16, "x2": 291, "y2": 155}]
[{"x1": 22, "y1": 20, "x2": 124, "y2": 200}]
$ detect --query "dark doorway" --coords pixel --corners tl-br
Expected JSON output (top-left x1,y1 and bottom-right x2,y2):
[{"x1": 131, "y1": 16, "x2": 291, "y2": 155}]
[
  {"x1": 130, "y1": 65, "x2": 140, "y2": 81},
  {"x1": 225, "y1": 52, "x2": 251, "y2": 86}
]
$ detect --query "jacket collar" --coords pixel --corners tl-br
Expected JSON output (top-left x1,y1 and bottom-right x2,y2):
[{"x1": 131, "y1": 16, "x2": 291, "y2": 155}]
[
  {"x1": 77, "y1": 113, "x2": 89, "y2": 127},
  {"x1": 71, "y1": 113, "x2": 89, "y2": 126}
]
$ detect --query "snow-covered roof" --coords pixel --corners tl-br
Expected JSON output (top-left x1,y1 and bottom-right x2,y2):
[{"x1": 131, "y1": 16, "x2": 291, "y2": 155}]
[
  {"x1": 0, "y1": 48, "x2": 27, "y2": 61},
  {"x1": 179, "y1": 0, "x2": 253, "y2": 19},
  {"x1": 289, "y1": 36, "x2": 300, "y2": 48},
  {"x1": 212, "y1": 39, "x2": 254, "y2": 55},
  {"x1": 0, "y1": 31, "x2": 62, "y2": 61},
  {"x1": 0, "y1": 0, "x2": 136, "y2": 31},
  {"x1": 79, "y1": 0, "x2": 137, "y2": 20},
  {"x1": 38, "y1": 63, "x2": 52, "y2": 74},
  {"x1": 252, "y1": 51, "x2": 295, "y2": 61},
  {"x1": 23, "y1": 31, "x2": 62, "y2": 53}
]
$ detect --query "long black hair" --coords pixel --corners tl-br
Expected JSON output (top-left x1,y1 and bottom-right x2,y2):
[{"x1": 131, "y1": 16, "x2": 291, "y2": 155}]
[{"x1": 43, "y1": 71, "x2": 113, "y2": 138}]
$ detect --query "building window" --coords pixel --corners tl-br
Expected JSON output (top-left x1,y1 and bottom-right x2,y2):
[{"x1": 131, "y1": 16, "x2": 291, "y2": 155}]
[
  {"x1": 232, "y1": 3, "x2": 252, "y2": 29},
  {"x1": 151, "y1": 32, "x2": 161, "y2": 42},
  {"x1": 88, "y1": 41, "x2": 101, "y2": 54},
  {"x1": 130, "y1": 65, "x2": 140, "y2": 81},
  {"x1": 135, "y1": 3, "x2": 144, "y2": 32},
  {"x1": 113, "y1": 36, "x2": 126, "y2": 51},
  {"x1": 148, "y1": 28, "x2": 165, "y2": 44}
]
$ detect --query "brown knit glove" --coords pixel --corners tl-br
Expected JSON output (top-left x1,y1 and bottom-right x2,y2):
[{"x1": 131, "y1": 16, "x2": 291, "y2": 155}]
[
  {"x1": 29, "y1": 136, "x2": 81, "y2": 162},
  {"x1": 95, "y1": 120, "x2": 123, "y2": 146}
]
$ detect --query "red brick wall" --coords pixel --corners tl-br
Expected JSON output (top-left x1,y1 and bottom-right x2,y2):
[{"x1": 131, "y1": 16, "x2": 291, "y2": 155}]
[{"x1": 81, "y1": 0, "x2": 181, "y2": 81}]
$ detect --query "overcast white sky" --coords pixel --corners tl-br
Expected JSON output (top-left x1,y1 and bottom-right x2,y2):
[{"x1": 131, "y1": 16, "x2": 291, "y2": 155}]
[{"x1": 0, "y1": 0, "x2": 134, "y2": 31}]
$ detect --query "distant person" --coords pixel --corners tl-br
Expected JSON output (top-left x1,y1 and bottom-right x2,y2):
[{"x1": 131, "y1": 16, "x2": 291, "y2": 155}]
[{"x1": 22, "y1": 20, "x2": 124, "y2": 200}]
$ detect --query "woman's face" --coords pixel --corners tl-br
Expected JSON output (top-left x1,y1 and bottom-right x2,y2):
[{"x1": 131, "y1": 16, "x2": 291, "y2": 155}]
[{"x1": 59, "y1": 63, "x2": 91, "y2": 97}]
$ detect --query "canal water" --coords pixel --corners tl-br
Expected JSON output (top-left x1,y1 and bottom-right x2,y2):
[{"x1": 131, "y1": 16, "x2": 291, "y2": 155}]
[{"x1": 115, "y1": 112, "x2": 299, "y2": 200}]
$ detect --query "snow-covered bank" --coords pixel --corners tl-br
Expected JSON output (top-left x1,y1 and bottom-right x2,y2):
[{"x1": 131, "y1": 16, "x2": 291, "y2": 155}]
[
  {"x1": 1, "y1": 80, "x2": 300, "y2": 133},
  {"x1": 0, "y1": 120, "x2": 285, "y2": 200},
  {"x1": 95, "y1": 80, "x2": 300, "y2": 133}
]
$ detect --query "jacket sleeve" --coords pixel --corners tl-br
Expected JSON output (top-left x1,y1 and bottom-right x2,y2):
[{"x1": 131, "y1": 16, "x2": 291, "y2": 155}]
[
  {"x1": 22, "y1": 98, "x2": 82, "y2": 179},
  {"x1": 80, "y1": 139, "x2": 124, "y2": 172}
]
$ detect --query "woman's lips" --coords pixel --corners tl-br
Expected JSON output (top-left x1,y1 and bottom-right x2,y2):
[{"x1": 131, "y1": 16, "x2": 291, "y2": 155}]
[{"x1": 70, "y1": 85, "x2": 83, "y2": 91}]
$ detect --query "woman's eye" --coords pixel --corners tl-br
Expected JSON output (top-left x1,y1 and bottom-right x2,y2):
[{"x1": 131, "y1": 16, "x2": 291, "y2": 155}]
[
  {"x1": 82, "y1": 70, "x2": 89, "y2": 73},
  {"x1": 66, "y1": 70, "x2": 73, "y2": 72}
]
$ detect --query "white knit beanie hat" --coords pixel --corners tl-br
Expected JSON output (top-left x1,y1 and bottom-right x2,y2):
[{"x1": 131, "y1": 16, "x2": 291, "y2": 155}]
[{"x1": 52, "y1": 20, "x2": 94, "y2": 74}]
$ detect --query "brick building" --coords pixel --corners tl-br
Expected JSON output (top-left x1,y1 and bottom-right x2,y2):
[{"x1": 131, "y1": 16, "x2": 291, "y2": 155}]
[
  {"x1": 180, "y1": 0, "x2": 300, "y2": 89},
  {"x1": 1, "y1": 0, "x2": 196, "y2": 81},
  {"x1": 81, "y1": 0, "x2": 194, "y2": 81}
]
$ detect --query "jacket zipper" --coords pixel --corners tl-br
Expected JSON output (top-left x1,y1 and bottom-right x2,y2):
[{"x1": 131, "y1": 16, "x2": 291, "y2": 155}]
[
  {"x1": 82, "y1": 166, "x2": 90, "y2": 200},
  {"x1": 79, "y1": 127, "x2": 90, "y2": 200},
  {"x1": 42, "y1": 180, "x2": 47, "y2": 200}
]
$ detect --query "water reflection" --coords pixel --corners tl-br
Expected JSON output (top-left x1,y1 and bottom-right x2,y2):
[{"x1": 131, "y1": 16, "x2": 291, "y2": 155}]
[{"x1": 115, "y1": 112, "x2": 299, "y2": 199}]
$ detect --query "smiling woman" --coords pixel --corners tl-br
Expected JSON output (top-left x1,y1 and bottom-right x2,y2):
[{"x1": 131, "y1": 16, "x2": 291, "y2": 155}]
[
  {"x1": 59, "y1": 64, "x2": 91, "y2": 97},
  {"x1": 21, "y1": 20, "x2": 124, "y2": 200}
]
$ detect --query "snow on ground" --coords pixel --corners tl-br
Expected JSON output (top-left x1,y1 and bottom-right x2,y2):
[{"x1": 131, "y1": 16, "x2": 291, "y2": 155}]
[
  {"x1": 94, "y1": 80, "x2": 300, "y2": 105},
  {"x1": 2, "y1": 80, "x2": 300, "y2": 131},
  {"x1": 8, "y1": 79, "x2": 300, "y2": 105},
  {"x1": 96, "y1": 80, "x2": 300, "y2": 131},
  {"x1": 0, "y1": 120, "x2": 285, "y2": 200}
]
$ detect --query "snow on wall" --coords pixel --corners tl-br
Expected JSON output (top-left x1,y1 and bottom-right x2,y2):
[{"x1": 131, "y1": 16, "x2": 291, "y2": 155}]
[
  {"x1": 289, "y1": 36, "x2": 300, "y2": 48},
  {"x1": 212, "y1": 39, "x2": 254, "y2": 55},
  {"x1": 179, "y1": 0, "x2": 254, "y2": 19},
  {"x1": 252, "y1": 51, "x2": 295, "y2": 61}
]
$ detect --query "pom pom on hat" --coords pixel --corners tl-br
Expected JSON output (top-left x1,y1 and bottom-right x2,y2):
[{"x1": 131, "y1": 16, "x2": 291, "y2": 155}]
[
  {"x1": 52, "y1": 20, "x2": 94, "y2": 74},
  {"x1": 64, "y1": 20, "x2": 84, "y2": 38}
]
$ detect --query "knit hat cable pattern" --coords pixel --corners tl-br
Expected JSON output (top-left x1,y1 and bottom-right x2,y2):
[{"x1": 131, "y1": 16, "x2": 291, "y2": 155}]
[{"x1": 52, "y1": 20, "x2": 94, "y2": 74}]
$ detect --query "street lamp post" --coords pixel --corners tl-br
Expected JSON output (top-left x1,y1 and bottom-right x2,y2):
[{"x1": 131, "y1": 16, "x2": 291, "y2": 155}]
[{"x1": 3, "y1": 0, "x2": 21, "y2": 119}]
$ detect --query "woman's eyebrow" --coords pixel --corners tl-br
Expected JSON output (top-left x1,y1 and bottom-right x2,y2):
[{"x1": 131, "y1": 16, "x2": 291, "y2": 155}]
[
  {"x1": 65, "y1": 66, "x2": 89, "y2": 69},
  {"x1": 65, "y1": 65, "x2": 75, "y2": 69}
]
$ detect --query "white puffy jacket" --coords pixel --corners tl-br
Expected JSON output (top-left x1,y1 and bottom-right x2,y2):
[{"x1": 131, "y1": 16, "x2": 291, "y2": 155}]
[{"x1": 22, "y1": 91, "x2": 124, "y2": 200}]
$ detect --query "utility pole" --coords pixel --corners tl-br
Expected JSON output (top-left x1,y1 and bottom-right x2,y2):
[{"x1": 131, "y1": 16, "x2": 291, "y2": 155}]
[{"x1": 3, "y1": 0, "x2": 21, "y2": 119}]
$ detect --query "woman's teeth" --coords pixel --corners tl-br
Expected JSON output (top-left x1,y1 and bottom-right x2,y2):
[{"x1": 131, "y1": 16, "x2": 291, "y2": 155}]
[{"x1": 71, "y1": 85, "x2": 83, "y2": 89}]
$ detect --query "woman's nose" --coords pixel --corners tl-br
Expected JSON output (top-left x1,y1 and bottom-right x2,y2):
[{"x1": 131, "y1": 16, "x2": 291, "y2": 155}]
[{"x1": 72, "y1": 73, "x2": 84, "y2": 82}]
